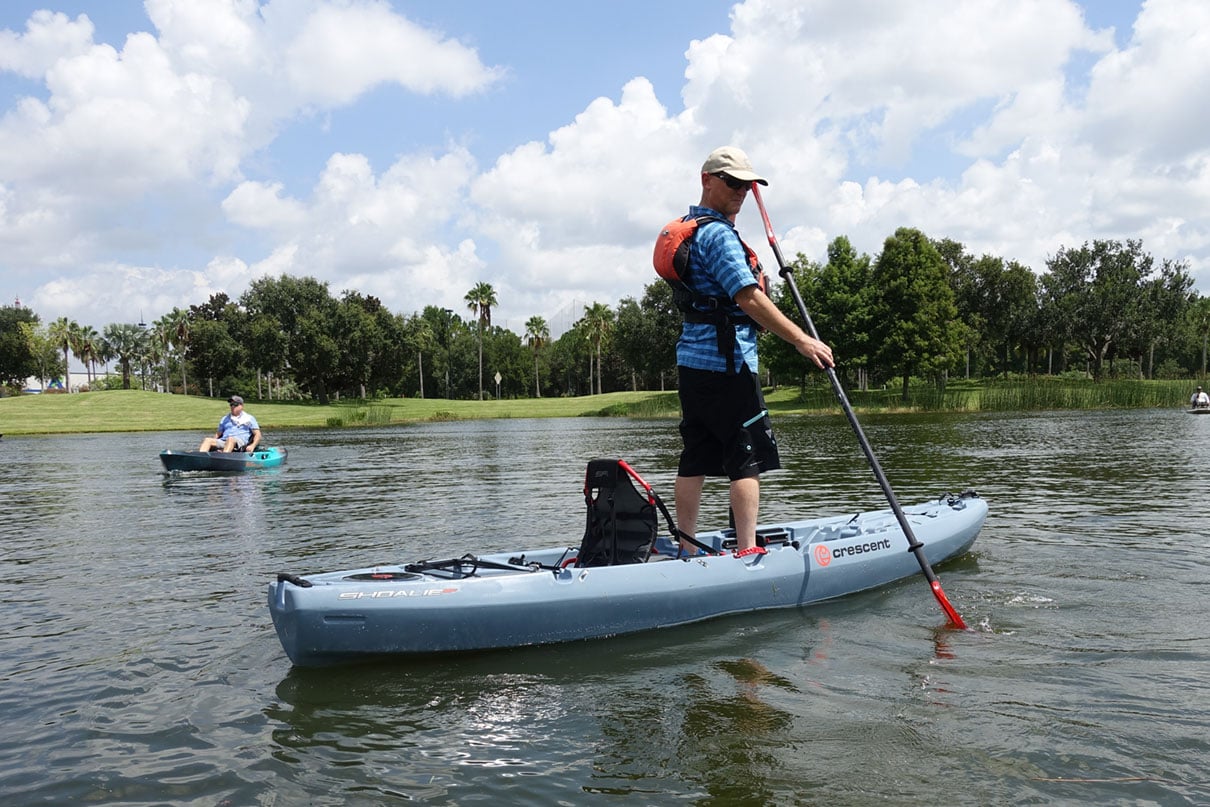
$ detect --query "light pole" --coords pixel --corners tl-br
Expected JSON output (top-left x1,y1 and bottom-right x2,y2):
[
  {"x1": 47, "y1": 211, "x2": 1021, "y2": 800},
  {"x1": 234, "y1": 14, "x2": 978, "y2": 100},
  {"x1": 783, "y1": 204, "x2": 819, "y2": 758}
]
[{"x1": 137, "y1": 311, "x2": 148, "y2": 390}]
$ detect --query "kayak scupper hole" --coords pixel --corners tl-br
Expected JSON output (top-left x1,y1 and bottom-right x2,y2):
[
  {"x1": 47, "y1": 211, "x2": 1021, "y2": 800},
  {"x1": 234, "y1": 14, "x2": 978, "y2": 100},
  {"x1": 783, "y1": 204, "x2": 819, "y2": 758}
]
[{"x1": 323, "y1": 614, "x2": 366, "y2": 624}]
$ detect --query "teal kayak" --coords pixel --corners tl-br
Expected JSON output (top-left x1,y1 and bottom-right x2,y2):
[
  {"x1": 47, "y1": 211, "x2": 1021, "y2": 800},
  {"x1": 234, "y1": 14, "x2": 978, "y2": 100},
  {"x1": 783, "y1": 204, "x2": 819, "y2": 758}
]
[
  {"x1": 268, "y1": 491, "x2": 985, "y2": 667},
  {"x1": 159, "y1": 446, "x2": 287, "y2": 472}
]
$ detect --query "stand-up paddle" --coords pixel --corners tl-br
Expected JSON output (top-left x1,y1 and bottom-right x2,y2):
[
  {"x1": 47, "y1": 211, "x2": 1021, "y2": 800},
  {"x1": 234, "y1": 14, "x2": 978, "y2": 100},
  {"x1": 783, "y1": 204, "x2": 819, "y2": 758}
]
[{"x1": 749, "y1": 183, "x2": 967, "y2": 629}]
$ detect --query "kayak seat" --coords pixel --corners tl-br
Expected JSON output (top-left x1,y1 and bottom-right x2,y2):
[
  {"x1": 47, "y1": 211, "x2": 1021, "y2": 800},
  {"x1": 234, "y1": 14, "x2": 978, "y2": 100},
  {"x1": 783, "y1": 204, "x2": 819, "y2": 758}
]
[{"x1": 575, "y1": 459, "x2": 659, "y2": 567}]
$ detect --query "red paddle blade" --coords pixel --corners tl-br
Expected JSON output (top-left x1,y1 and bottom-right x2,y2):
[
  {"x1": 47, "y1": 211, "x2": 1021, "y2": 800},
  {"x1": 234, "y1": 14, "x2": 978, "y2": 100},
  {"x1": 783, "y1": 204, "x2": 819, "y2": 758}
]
[{"x1": 931, "y1": 580, "x2": 967, "y2": 630}]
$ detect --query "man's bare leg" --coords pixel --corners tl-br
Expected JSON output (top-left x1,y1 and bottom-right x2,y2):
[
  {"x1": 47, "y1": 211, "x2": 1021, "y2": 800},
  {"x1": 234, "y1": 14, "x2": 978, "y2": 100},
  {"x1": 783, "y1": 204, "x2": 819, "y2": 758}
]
[
  {"x1": 674, "y1": 474, "x2": 704, "y2": 554},
  {"x1": 729, "y1": 476, "x2": 759, "y2": 552}
]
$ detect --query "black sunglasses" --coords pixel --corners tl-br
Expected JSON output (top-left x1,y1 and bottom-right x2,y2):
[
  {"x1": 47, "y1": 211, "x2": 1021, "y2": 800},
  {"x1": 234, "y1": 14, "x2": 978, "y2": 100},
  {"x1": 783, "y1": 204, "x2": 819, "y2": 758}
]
[{"x1": 713, "y1": 172, "x2": 751, "y2": 191}]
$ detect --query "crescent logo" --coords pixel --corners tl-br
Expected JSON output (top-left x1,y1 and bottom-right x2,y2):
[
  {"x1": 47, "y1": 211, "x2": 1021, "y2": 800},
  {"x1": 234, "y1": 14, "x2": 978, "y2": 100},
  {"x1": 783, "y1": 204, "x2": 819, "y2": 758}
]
[{"x1": 813, "y1": 544, "x2": 831, "y2": 566}]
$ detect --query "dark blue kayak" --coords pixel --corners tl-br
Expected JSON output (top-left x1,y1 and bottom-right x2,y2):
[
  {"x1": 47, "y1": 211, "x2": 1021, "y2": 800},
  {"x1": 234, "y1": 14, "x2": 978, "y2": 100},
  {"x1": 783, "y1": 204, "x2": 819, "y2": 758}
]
[{"x1": 159, "y1": 446, "x2": 287, "y2": 472}]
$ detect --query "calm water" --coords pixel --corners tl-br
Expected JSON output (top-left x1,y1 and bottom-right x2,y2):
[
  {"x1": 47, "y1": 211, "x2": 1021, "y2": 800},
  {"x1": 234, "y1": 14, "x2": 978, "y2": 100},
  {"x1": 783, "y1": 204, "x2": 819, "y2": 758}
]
[{"x1": 2, "y1": 409, "x2": 1209, "y2": 805}]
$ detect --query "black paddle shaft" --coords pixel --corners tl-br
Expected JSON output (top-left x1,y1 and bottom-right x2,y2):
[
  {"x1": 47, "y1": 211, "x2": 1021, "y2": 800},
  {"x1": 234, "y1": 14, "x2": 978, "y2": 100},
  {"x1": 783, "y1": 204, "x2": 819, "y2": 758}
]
[{"x1": 749, "y1": 184, "x2": 966, "y2": 628}]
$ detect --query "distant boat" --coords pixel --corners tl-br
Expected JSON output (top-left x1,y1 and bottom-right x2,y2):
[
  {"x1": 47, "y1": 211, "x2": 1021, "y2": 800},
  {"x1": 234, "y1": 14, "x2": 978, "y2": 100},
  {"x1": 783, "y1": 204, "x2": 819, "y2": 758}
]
[
  {"x1": 160, "y1": 446, "x2": 287, "y2": 472},
  {"x1": 1188, "y1": 407, "x2": 1210, "y2": 415}
]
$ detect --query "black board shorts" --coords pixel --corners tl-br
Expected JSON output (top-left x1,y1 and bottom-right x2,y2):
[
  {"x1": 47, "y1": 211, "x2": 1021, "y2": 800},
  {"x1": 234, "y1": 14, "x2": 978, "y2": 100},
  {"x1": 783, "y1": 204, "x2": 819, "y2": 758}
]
[{"x1": 676, "y1": 365, "x2": 780, "y2": 480}]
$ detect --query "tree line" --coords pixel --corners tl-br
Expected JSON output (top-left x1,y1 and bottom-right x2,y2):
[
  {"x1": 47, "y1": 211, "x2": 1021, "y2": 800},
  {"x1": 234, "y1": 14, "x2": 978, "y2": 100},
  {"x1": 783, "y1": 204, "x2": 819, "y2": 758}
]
[{"x1": 3, "y1": 230, "x2": 1208, "y2": 401}]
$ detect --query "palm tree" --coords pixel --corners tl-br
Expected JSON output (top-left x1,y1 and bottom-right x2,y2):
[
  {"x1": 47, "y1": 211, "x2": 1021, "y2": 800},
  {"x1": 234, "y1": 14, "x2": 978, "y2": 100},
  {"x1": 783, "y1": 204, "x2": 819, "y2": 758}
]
[
  {"x1": 67, "y1": 323, "x2": 92, "y2": 390},
  {"x1": 524, "y1": 315, "x2": 549, "y2": 398},
  {"x1": 464, "y1": 282, "x2": 498, "y2": 400},
  {"x1": 77, "y1": 325, "x2": 100, "y2": 388},
  {"x1": 142, "y1": 333, "x2": 163, "y2": 392},
  {"x1": 167, "y1": 307, "x2": 191, "y2": 395},
  {"x1": 408, "y1": 316, "x2": 434, "y2": 399},
  {"x1": 581, "y1": 302, "x2": 614, "y2": 395},
  {"x1": 101, "y1": 323, "x2": 149, "y2": 389},
  {"x1": 47, "y1": 317, "x2": 77, "y2": 391},
  {"x1": 152, "y1": 314, "x2": 175, "y2": 391},
  {"x1": 95, "y1": 333, "x2": 115, "y2": 383}
]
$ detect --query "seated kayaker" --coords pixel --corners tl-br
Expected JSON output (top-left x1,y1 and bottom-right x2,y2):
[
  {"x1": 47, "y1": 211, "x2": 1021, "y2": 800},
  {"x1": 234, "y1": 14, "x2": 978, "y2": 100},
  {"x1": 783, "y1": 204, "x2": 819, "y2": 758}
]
[
  {"x1": 198, "y1": 395, "x2": 261, "y2": 453},
  {"x1": 1191, "y1": 386, "x2": 1210, "y2": 409}
]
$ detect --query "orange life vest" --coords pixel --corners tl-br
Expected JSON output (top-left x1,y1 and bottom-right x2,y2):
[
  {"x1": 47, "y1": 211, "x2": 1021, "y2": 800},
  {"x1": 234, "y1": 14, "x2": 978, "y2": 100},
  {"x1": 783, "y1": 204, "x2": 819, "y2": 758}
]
[{"x1": 652, "y1": 214, "x2": 768, "y2": 371}]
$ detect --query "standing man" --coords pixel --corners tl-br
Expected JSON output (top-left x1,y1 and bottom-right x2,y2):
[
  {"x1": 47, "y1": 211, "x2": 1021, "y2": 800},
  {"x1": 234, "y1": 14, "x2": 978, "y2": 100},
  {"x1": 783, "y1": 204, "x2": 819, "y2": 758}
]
[
  {"x1": 671, "y1": 146, "x2": 833, "y2": 556},
  {"x1": 199, "y1": 395, "x2": 261, "y2": 453}
]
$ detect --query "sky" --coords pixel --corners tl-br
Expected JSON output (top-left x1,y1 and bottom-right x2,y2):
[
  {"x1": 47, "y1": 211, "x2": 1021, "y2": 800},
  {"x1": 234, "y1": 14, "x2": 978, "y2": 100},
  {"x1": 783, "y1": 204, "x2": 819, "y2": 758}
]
[{"x1": 1, "y1": 0, "x2": 1206, "y2": 339}]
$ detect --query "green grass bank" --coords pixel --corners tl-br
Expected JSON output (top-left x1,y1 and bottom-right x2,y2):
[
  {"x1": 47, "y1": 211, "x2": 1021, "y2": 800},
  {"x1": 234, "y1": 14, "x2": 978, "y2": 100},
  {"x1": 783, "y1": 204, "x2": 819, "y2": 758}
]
[
  {"x1": 0, "y1": 377, "x2": 1200, "y2": 436},
  {"x1": 0, "y1": 388, "x2": 683, "y2": 436}
]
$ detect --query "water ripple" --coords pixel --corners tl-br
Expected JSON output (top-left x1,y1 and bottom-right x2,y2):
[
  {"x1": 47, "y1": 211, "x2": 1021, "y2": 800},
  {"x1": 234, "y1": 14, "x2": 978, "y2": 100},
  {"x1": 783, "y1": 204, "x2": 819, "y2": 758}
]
[{"x1": 2, "y1": 412, "x2": 1210, "y2": 804}]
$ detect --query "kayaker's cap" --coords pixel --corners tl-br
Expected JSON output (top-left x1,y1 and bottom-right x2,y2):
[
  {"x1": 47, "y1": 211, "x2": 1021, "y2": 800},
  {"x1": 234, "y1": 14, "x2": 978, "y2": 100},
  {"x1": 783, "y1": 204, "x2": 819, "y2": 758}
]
[
  {"x1": 701, "y1": 146, "x2": 768, "y2": 186},
  {"x1": 228, "y1": 395, "x2": 244, "y2": 406}
]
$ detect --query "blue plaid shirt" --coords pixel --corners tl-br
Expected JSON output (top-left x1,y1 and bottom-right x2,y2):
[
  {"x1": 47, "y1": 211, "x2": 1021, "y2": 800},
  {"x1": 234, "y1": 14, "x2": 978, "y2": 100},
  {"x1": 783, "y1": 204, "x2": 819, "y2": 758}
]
[{"x1": 675, "y1": 205, "x2": 760, "y2": 374}]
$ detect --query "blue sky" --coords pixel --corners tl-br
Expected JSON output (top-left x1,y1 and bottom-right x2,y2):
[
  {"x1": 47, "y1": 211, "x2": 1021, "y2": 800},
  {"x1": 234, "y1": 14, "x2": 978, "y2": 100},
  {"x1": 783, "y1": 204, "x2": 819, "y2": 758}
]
[{"x1": 2, "y1": 0, "x2": 1204, "y2": 338}]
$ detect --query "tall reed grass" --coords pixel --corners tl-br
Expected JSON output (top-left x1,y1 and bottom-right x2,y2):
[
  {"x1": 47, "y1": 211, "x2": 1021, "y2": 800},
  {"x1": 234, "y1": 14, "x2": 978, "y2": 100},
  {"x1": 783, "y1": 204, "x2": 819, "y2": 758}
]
[
  {"x1": 365, "y1": 405, "x2": 393, "y2": 425},
  {"x1": 977, "y1": 378, "x2": 1192, "y2": 411},
  {"x1": 794, "y1": 384, "x2": 978, "y2": 412},
  {"x1": 792, "y1": 377, "x2": 1194, "y2": 413}
]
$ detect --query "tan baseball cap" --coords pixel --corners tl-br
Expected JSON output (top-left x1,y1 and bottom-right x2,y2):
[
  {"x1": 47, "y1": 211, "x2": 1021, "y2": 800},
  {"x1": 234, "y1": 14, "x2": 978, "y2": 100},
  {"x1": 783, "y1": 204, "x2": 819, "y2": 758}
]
[{"x1": 701, "y1": 146, "x2": 768, "y2": 185}]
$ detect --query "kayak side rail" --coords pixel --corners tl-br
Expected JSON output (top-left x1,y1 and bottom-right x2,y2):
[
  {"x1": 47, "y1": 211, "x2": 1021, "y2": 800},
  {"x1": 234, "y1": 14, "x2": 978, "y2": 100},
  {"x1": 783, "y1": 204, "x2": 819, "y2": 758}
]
[
  {"x1": 274, "y1": 549, "x2": 580, "y2": 588},
  {"x1": 403, "y1": 551, "x2": 572, "y2": 579}
]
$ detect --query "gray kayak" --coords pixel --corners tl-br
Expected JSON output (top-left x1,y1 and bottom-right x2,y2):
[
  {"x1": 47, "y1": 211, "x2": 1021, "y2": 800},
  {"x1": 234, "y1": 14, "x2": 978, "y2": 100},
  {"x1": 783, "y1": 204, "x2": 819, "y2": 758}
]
[{"x1": 268, "y1": 491, "x2": 986, "y2": 666}]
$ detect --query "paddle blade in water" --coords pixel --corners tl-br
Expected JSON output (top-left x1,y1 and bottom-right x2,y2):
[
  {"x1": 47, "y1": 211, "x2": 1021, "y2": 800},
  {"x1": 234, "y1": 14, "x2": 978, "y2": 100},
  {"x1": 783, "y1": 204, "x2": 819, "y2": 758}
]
[{"x1": 932, "y1": 580, "x2": 967, "y2": 629}]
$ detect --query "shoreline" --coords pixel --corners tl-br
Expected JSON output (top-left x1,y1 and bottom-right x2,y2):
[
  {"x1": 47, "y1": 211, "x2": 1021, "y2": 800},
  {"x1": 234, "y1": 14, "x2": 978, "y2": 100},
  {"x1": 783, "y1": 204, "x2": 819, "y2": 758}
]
[{"x1": 1, "y1": 382, "x2": 1199, "y2": 436}]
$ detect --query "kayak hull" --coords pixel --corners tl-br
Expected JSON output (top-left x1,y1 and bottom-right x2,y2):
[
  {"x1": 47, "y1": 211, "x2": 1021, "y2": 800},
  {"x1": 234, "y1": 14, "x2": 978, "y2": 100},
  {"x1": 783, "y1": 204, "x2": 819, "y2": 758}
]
[
  {"x1": 159, "y1": 446, "x2": 287, "y2": 472},
  {"x1": 268, "y1": 493, "x2": 986, "y2": 666}
]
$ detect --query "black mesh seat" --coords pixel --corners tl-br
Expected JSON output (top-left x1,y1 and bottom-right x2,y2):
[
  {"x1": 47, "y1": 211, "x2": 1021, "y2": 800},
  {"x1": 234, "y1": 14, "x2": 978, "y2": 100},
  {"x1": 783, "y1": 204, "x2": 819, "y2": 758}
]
[{"x1": 575, "y1": 459, "x2": 659, "y2": 567}]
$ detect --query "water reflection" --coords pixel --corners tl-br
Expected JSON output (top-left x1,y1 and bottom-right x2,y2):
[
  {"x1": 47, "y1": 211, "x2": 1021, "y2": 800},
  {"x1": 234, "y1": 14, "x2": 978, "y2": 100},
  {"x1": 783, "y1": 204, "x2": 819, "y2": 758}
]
[{"x1": 162, "y1": 472, "x2": 274, "y2": 528}]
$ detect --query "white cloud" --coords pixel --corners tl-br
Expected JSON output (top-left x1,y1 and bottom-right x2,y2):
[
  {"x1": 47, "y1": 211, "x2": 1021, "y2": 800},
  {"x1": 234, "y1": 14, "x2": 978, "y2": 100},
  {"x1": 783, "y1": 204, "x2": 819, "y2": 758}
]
[
  {"x1": 1082, "y1": 0, "x2": 1210, "y2": 161},
  {"x1": 459, "y1": 0, "x2": 1210, "y2": 325},
  {"x1": 464, "y1": 0, "x2": 1126, "y2": 316},
  {"x1": 0, "y1": 9, "x2": 94, "y2": 78},
  {"x1": 285, "y1": 1, "x2": 504, "y2": 103},
  {"x1": 145, "y1": 0, "x2": 263, "y2": 75},
  {"x1": 222, "y1": 180, "x2": 308, "y2": 231},
  {"x1": 28, "y1": 262, "x2": 225, "y2": 326},
  {"x1": 0, "y1": 31, "x2": 249, "y2": 190},
  {"x1": 467, "y1": 78, "x2": 696, "y2": 321},
  {"x1": 1, "y1": 0, "x2": 504, "y2": 325},
  {"x1": 3, "y1": 0, "x2": 1210, "y2": 336},
  {"x1": 216, "y1": 144, "x2": 484, "y2": 314}
]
